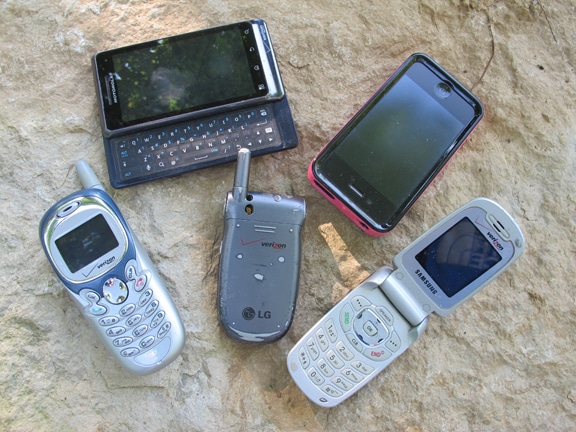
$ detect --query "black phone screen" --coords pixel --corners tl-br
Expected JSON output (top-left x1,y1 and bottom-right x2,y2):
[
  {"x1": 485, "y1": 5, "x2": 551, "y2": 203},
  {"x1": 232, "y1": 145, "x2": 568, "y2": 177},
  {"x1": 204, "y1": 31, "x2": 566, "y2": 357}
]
[
  {"x1": 313, "y1": 54, "x2": 483, "y2": 233},
  {"x1": 95, "y1": 22, "x2": 269, "y2": 129},
  {"x1": 55, "y1": 214, "x2": 120, "y2": 274}
]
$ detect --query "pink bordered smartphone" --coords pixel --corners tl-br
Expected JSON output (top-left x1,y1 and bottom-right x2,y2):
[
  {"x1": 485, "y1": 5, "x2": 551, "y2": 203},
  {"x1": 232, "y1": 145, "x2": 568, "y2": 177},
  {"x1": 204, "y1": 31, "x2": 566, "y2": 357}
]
[{"x1": 308, "y1": 53, "x2": 484, "y2": 236}]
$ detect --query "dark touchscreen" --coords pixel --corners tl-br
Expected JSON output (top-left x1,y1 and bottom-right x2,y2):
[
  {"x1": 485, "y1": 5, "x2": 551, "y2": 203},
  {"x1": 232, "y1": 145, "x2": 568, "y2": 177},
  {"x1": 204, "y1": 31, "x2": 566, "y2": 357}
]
[
  {"x1": 312, "y1": 54, "x2": 483, "y2": 234},
  {"x1": 96, "y1": 23, "x2": 268, "y2": 129}
]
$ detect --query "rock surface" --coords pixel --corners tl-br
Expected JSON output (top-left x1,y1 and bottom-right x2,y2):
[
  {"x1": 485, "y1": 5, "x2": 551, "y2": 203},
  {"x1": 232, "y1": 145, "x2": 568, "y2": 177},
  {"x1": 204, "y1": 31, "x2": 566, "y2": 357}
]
[{"x1": 1, "y1": 0, "x2": 575, "y2": 431}]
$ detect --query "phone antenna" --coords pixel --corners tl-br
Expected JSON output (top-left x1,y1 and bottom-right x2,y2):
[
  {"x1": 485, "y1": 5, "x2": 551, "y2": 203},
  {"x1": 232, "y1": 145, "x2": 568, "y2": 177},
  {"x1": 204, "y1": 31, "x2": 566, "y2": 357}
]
[
  {"x1": 75, "y1": 160, "x2": 104, "y2": 190},
  {"x1": 233, "y1": 148, "x2": 251, "y2": 202}
]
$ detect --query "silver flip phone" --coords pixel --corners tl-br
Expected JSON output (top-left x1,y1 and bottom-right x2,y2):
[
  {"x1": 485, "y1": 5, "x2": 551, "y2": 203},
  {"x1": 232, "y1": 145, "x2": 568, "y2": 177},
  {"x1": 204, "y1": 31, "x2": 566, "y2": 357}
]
[
  {"x1": 39, "y1": 161, "x2": 186, "y2": 375},
  {"x1": 287, "y1": 198, "x2": 525, "y2": 407},
  {"x1": 218, "y1": 149, "x2": 306, "y2": 343}
]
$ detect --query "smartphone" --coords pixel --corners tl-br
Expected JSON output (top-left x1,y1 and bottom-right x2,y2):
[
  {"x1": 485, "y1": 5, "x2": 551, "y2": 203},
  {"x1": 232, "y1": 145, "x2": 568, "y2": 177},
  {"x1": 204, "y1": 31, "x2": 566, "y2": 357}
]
[
  {"x1": 39, "y1": 161, "x2": 186, "y2": 375},
  {"x1": 287, "y1": 198, "x2": 524, "y2": 407},
  {"x1": 218, "y1": 149, "x2": 306, "y2": 343},
  {"x1": 93, "y1": 19, "x2": 284, "y2": 135},
  {"x1": 92, "y1": 19, "x2": 298, "y2": 187},
  {"x1": 309, "y1": 53, "x2": 484, "y2": 236}
]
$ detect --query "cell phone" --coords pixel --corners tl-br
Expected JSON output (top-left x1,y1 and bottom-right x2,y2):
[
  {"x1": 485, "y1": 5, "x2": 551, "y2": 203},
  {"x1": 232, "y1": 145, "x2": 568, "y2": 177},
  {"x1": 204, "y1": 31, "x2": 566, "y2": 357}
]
[
  {"x1": 308, "y1": 53, "x2": 484, "y2": 236},
  {"x1": 218, "y1": 149, "x2": 306, "y2": 343},
  {"x1": 92, "y1": 19, "x2": 298, "y2": 188},
  {"x1": 93, "y1": 19, "x2": 284, "y2": 134},
  {"x1": 287, "y1": 198, "x2": 524, "y2": 407},
  {"x1": 39, "y1": 161, "x2": 186, "y2": 375}
]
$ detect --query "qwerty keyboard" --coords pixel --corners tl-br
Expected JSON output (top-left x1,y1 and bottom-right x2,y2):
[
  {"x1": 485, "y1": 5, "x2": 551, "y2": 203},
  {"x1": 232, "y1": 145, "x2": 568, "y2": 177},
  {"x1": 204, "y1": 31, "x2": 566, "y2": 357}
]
[{"x1": 102, "y1": 98, "x2": 298, "y2": 188}]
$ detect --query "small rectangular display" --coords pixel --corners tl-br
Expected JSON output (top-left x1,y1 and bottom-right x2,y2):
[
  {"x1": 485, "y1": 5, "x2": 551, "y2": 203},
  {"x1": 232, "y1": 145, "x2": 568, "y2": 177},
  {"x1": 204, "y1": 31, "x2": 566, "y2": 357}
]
[
  {"x1": 415, "y1": 217, "x2": 502, "y2": 297},
  {"x1": 55, "y1": 214, "x2": 120, "y2": 274}
]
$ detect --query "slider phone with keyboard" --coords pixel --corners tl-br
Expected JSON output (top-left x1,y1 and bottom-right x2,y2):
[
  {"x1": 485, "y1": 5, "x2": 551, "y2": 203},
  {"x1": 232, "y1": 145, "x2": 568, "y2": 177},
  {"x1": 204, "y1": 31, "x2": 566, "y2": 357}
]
[
  {"x1": 92, "y1": 19, "x2": 298, "y2": 188},
  {"x1": 218, "y1": 148, "x2": 306, "y2": 343},
  {"x1": 39, "y1": 160, "x2": 186, "y2": 375},
  {"x1": 287, "y1": 198, "x2": 524, "y2": 407}
]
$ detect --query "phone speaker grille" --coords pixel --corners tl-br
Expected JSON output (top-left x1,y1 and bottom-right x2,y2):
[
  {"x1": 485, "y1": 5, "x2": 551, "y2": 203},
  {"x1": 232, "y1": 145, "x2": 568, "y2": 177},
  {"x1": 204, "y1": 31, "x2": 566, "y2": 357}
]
[{"x1": 254, "y1": 225, "x2": 276, "y2": 233}]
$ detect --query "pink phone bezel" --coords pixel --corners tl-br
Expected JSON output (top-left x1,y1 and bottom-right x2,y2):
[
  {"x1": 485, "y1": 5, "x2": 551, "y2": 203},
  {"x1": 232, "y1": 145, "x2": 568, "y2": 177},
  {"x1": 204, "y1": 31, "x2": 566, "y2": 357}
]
[
  {"x1": 306, "y1": 54, "x2": 484, "y2": 237},
  {"x1": 308, "y1": 162, "x2": 386, "y2": 237}
]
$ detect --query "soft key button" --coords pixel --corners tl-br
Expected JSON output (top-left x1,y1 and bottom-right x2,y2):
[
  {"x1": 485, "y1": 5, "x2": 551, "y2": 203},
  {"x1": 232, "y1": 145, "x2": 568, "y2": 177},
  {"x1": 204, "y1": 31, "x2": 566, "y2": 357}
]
[
  {"x1": 82, "y1": 290, "x2": 100, "y2": 304},
  {"x1": 351, "y1": 295, "x2": 371, "y2": 310},
  {"x1": 125, "y1": 260, "x2": 138, "y2": 280},
  {"x1": 80, "y1": 290, "x2": 108, "y2": 316},
  {"x1": 385, "y1": 331, "x2": 401, "y2": 352}
]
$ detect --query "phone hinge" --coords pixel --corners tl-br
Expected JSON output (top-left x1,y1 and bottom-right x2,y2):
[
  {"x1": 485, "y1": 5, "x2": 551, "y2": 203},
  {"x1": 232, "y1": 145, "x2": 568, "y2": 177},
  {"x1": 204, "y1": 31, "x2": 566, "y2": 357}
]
[{"x1": 379, "y1": 271, "x2": 430, "y2": 326}]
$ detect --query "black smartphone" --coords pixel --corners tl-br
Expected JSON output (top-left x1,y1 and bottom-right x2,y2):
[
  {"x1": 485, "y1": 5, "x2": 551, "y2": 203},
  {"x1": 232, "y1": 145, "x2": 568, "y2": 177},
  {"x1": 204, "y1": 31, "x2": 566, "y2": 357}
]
[
  {"x1": 93, "y1": 19, "x2": 285, "y2": 136},
  {"x1": 308, "y1": 53, "x2": 484, "y2": 236},
  {"x1": 92, "y1": 20, "x2": 298, "y2": 188}
]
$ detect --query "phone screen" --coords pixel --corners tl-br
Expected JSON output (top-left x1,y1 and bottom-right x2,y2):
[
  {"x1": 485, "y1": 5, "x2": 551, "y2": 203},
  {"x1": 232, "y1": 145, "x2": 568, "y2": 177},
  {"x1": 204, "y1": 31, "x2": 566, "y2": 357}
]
[
  {"x1": 55, "y1": 214, "x2": 120, "y2": 274},
  {"x1": 312, "y1": 54, "x2": 483, "y2": 233},
  {"x1": 415, "y1": 217, "x2": 502, "y2": 297},
  {"x1": 95, "y1": 22, "x2": 269, "y2": 129}
]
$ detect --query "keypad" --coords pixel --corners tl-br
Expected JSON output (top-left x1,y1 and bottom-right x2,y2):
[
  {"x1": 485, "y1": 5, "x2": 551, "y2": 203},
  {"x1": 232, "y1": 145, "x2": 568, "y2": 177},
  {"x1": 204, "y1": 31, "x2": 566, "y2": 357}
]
[
  {"x1": 110, "y1": 104, "x2": 281, "y2": 183},
  {"x1": 81, "y1": 259, "x2": 174, "y2": 359},
  {"x1": 296, "y1": 295, "x2": 401, "y2": 399}
]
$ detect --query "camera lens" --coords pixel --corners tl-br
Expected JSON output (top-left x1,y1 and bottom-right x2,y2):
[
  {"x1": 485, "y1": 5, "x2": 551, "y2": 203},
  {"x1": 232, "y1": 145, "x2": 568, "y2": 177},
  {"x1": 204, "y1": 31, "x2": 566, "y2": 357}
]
[{"x1": 434, "y1": 82, "x2": 451, "y2": 99}]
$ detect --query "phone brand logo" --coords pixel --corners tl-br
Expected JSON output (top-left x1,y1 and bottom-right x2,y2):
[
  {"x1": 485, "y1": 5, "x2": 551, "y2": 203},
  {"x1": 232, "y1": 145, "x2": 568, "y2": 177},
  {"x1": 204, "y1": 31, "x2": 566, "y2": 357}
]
[
  {"x1": 242, "y1": 307, "x2": 271, "y2": 320},
  {"x1": 241, "y1": 237, "x2": 265, "y2": 246},
  {"x1": 414, "y1": 269, "x2": 438, "y2": 295},
  {"x1": 486, "y1": 231, "x2": 504, "y2": 251},
  {"x1": 97, "y1": 256, "x2": 116, "y2": 269},
  {"x1": 240, "y1": 237, "x2": 287, "y2": 249},
  {"x1": 107, "y1": 73, "x2": 118, "y2": 104},
  {"x1": 261, "y1": 241, "x2": 287, "y2": 250},
  {"x1": 475, "y1": 217, "x2": 505, "y2": 251}
]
